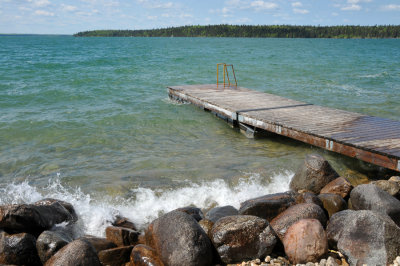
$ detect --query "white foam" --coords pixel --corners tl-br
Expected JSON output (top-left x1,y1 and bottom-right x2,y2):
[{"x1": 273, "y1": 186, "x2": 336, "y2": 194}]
[{"x1": 0, "y1": 171, "x2": 293, "y2": 237}]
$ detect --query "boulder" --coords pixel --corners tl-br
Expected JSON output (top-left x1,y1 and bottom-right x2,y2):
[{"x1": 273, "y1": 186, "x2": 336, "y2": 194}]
[
  {"x1": 145, "y1": 210, "x2": 213, "y2": 266},
  {"x1": 35, "y1": 198, "x2": 78, "y2": 222},
  {"x1": 371, "y1": 180, "x2": 400, "y2": 199},
  {"x1": 289, "y1": 154, "x2": 339, "y2": 194},
  {"x1": 0, "y1": 201, "x2": 76, "y2": 236},
  {"x1": 238, "y1": 191, "x2": 296, "y2": 221},
  {"x1": 317, "y1": 193, "x2": 347, "y2": 217},
  {"x1": 112, "y1": 215, "x2": 137, "y2": 231},
  {"x1": 175, "y1": 206, "x2": 204, "y2": 222},
  {"x1": 44, "y1": 239, "x2": 101, "y2": 266},
  {"x1": 389, "y1": 176, "x2": 400, "y2": 183},
  {"x1": 283, "y1": 219, "x2": 328, "y2": 264},
  {"x1": 198, "y1": 219, "x2": 214, "y2": 238},
  {"x1": 211, "y1": 215, "x2": 277, "y2": 264},
  {"x1": 327, "y1": 210, "x2": 400, "y2": 265},
  {"x1": 130, "y1": 244, "x2": 164, "y2": 266},
  {"x1": 36, "y1": 230, "x2": 73, "y2": 264},
  {"x1": 0, "y1": 231, "x2": 41, "y2": 265},
  {"x1": 270, "y1": 203, "x2": 327, "y2": 240},
  {"x1": 206, "y1": 205, "x2": 238, "y2": 223},
  {"x1": 320, "y1": 177, "x2": 353, "y2": 199},
  {"x1": 295, "y1": 191, "x2": 323, "y2": 207},
  {"x1": 106, "y1": 226, "x2": 139, "y2": 246},
  {"x1": 350, "y1": 183, "x2": 400, "y2": 226},
  {"x1": 98, "y1": 245, "x2": 134, "y2": 266},
  {"x1": 81, "y1": 235, "x2": 117, "y2": 253}
]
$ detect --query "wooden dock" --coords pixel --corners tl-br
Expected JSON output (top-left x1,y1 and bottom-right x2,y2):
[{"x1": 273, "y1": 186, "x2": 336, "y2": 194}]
[{"x1": 168, "y1": 84, "x2": 400, "y2": 172}]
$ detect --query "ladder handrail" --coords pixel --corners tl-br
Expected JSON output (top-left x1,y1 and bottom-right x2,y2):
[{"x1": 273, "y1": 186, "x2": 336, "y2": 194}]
[{"x1": 217, "y1": 63, "x2": 237, "y2": 87}]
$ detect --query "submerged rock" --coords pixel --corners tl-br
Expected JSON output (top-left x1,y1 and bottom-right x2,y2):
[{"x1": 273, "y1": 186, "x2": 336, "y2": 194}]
[
  {"x1": 349, "y1": 183, "x2": 400, "y2": 226},
  {"x1": 327, "y1": 210, "x2": 400, "y2": 265},
  {"x1": 283, "y1": 219, "x2": 328, "y2": 264},
  {"x1": 145, "y1": 210, "x2": 213, "y2": 266},
  {"x1": 320, "y1": 177, "x2": 353, "y2": 199},
  {"x1": 0, "y1": 230, "x2": 41, "y2": 266},
  {"x1": 211, "y1": 215, "x2": 277, "y2": 264},
  {"x1": 270, "y1": 203, "x2": 327, "y2": 240},
  {"x1": 290, "y1": 154, "x2": 339, "y2": 194},
  {"x1": 238, "y1": 191, "x2": 296, "y2": 221},
  {"x1": 206, "y1": 205, "x2": 238, "y2": 223}
]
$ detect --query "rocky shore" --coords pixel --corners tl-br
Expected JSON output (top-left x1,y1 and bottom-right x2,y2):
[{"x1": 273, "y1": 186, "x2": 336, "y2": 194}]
[{"x1": 1, "y1": 153, "x2": 400, "y2": 265}]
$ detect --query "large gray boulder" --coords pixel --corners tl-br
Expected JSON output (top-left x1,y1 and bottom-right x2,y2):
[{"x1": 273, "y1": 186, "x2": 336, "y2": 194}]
[
  {"x1": 327, "y1": 210, "x2": 400, "y2": 265},
  {"x1": 145, "y1": 210, "x2": 213, "y2": 266},
  {"x1": 290, "y1": 154, "x2": 339, "y2": 194},
  {"x1": 211, "y1": 215, "x2": 277, "y2": 264},
  {"x1": 36, "y1": 230, "x2": 73, "y2": 264},
  {"x1": 0, "y1": 199, "x2": 76, "y2": 236},
  {"x1": 44, "y1": 239, "x2": 101, "y2": 266},
  {"x1": 350, "y1": 183, "x2": 400, "y2": 226},
  {"x1": 239, "y1": 192, "x2": 296, "y2": 221},
  {"x1": 175, "y1": 206, "x2": 204, "y2": 222},
  {"x1": 0, "y1": 230, "x2": 41, "y2": 265},
  {"x1": 206, "y1": 205, "x2": 238, "y2": 223},
  {"x1": 270, "y1": 203, "x2": 327, "y2": 240}
]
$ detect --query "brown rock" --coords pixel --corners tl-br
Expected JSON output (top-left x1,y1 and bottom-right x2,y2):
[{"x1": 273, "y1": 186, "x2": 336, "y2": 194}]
[
  {"x1": 35, "y1": 198, "x2": 78, "y2": 222},
  {"x1": 198, "y1": 219, "x2": 214, "y2": 238},
  {"x1": 130, "y1": 244, "x2": 164, "y2": 266},
  {"x1": 36, "y1": 230, "x2": 73, "y2": 264},
  {"x1": 44, "y1": 239, "x2": 101, "y2": 266},
  {"x1": 0, "y1": 231, "x2": 41, "y2": 266},
  {"x1": 106, "y1": 226, "x2": 139, "y2": 247},
  {"x1": 211, "y1": 215, "x2": 277, "y2": 264},
  {"x1": 389, "y1": 176, "x2": 400, "y2": 183},
  {"x1": 320, "y1": 177, "x2": 353, "y2": 199},
  {"x1": 371, "y1": 180, "x2": 400, "y2": 199},
  {"x1": 81, "y1": 235, "x2": 117, "y2": 253},
  {"x1": 238, "y1": 191, "x2": 296, "y2": 221},
  {"x1": 295, "y1": 192, "x2": 323, "y2": 207},
  {"x1": 289, "y1": 154, "x2": 339, "y2": 194},
  {"x1": 112, "y1": 216, "x2": 137, "y2": 231},
  {"x1": 317, "y1": 193, "x2": 347, "y2": 217},
  {"x1": 270, "y1": 203, "x2": 327, "y2": 241},
  {"x1": 283, "y1": 219, "x2": 328, "y2": 264},
  {"x1": 98, "y1": 245, "x2": 134, "y2": 266},
  {"x1": 145, "y1": 210, "x2": 213, "y2": 266}
]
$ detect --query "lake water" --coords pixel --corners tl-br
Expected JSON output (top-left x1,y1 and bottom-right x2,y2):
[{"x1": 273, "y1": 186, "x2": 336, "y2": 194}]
[{"x1": 0, "y1": 36, "x2": 399, "y2": 235}]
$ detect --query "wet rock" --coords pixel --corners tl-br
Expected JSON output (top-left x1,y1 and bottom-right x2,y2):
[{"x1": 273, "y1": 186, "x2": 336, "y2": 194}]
[
  {"x1": 211, "y1": 215, "x2": 277, "y2": 264},
  {"x1": 0, "y1": 201, "x2": 76, "y2": 236},
  {"x1": 283, "y1": 219, "x2": 328, "y2": 264},
  {"x1": 36, "y1": 230, "x2": 73, "y2": 264},
  {"x1": 295, "y1": 191, "x2": 323, "y2": 207},
  {"x1": 0, "y1": 231, "x2": 41, "y2": 266},
  {"x1": 145, "y1": 210, "x2": 213, "y2": 266},
  {"x1": 198, "y1": 219, "x2": 214, "y2": 238},
  {"x1": 349, "y1": 183, "x2": 400, "y2": 226},
  {"x1": 238, "y1": 192, "x2": 296, "y2": 221},
  {"x1": 106, "y1": 226, "x2": 139, "y2": 246},
  {"x1": 371, "y1": 180, "x2": 400, "y2": 199},
  {"x1": 175, "y1": 206, "x2": 204, "y2": 221},
  {"x1": 389, "y1": 176, "x2": 400, "y2": 183},
  {"x1": 327, "y1": 210, "x2": 400, "y2": 265},
  {"x1": 112, "y1": 215, "x2": 137, "y2": 231},
  {"x1": 270, "y1": 203, "x2": 327, "y2": 240},
  {"x1": 44, "y1": 239, "x2": 101, "y2": 266},
  {"x1": 130, "y1": 244, "x2": 164, "y2": 266},
  {"x1": 206, "y1": 205, "x2": 238, "y2": 223},
  {"x1": 98, "y1": 245, "x2": 134, "y2": 266},
  {"x1": 320, "y1": 177, "x2": 353, "y2": 199},
  {"x1": 317, "y1": 193, "x2": 347, "y2": 217},
  {"x1": 35, "y1": 198, "x2": 78, "y2": 222},
  {"x1": 81, "y1": 235, "x2": 117, "y2": 253},
  {"x1": 289, "y1": 154, "x2": 339, "y2": 194}
]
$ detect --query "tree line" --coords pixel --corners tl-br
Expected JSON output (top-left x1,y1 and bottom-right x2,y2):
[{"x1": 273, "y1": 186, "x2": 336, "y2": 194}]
[{"x1": 74, "y1": 25, "x2": 400, "y2": 38}]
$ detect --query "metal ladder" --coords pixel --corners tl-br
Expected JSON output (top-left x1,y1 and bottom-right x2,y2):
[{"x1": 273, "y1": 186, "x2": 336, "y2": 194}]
[{"x1": 217, "y1": 63, "x2": 237, "y2": 87}]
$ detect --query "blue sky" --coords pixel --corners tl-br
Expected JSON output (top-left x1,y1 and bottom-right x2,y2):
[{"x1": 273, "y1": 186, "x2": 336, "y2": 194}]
[{"x1": 0, "y1": 0, "x2": 399, "y2": 34}]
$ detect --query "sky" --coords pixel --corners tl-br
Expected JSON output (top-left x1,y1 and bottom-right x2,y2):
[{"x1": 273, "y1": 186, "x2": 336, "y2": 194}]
[{"x1": 0, "y1": 0, "x2": 399, "y2": 34}]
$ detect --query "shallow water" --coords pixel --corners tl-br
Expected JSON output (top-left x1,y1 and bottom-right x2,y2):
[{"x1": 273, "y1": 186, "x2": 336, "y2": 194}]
[{"x1": 0, "y1": 36, "x2": 399, "y2": 235}]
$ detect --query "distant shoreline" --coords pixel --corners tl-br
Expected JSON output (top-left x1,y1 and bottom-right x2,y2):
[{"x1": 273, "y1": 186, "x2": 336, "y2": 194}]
[{"x1": 74, "y1": 24, "x2": 400, "y2": 38}]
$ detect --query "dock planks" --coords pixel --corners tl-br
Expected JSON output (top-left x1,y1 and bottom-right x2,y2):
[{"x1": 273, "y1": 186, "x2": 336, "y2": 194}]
[{"x1": 168, "y1": 84, "x2": 400, "y2": 172}]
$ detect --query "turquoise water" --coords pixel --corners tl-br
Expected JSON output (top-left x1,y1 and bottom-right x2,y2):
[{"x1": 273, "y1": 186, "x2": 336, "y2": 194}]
[{"x1": 0, "y1": 36, "x2": 399, "y2": 234}]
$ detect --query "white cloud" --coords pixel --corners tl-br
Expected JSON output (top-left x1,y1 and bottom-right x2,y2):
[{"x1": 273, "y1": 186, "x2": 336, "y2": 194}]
[
  {"x1": 34, "y1": 9, "x2": 54, "y2": 16},
  {"x1": 292, "y1": 2, "x2": 302, "y2": 7},
  {"x1": 381, "y1": 4, "x2": 400, "y2": 11},
  {"x1": 136, "y1": 0, "x2": 176, "y2": 9},
  {"x1": 32, "y1": 0, "x2": 51, "y2": 7},
  {"x1": 332, "y1": 12, "x2": 339, "y2": 16},
  {"x1": 341, "y1": 4, "x2": 361, "y2": 10},
  {"x1": 61, "y1": 4, "x2": 77, "y2": 12},
  {"x1": 347, "y1": 0, "x2": 371, "y2": 3},
  {"x1": 250, "y1": 1, "x2": 278, "y2": 10},
  {"x1": 293, "y1": 8, "x2": 309, "y2": 14}
]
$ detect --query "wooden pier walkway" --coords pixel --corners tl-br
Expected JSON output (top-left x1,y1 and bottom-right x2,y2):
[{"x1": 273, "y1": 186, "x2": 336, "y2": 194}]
[{"x1": 168, "y1": 84, "x2": 400, "y2": 172}]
